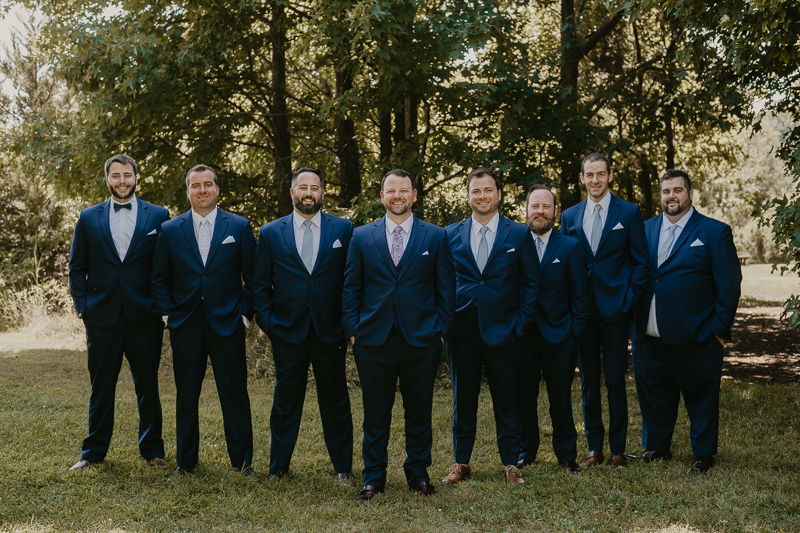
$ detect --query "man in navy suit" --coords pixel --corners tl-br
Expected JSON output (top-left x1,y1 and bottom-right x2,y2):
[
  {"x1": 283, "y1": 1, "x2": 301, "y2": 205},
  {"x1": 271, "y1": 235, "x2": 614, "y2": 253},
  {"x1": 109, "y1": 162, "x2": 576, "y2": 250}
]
[
  {"x1": 253, "y1": 167, "x2": 354, "y2": 483},
  {"x1": 440, "y1": 168, "x2": 538, "y2": 486},
  {"x1": 68, "y1": 154, "x2": 169, "y2": 471},
  {"x1": 152, "y1": 164, "x2": 257, "y2": 476},
  {"x1": 517, "y1": 184, "x2": 590, "y2": 474},
  {"x1": 560, "y1": 153, "x2": 649, "y2": 468},
  {"x1": 343, "y1": 169, "x2": 455, "y2": 500},
  {"x1": 632, "y1": 169, "x2": 741, "y2": 473}
]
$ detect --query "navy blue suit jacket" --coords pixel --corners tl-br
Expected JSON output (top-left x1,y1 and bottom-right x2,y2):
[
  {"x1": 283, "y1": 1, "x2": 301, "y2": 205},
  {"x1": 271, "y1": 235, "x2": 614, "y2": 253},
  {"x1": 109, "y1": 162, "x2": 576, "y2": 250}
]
[
  {"x1": 533, "y1": 229, "x2": 591, "y2": 344},
  {"x1": 633, "y1": 210, "x2": 742, "y2": 347},
  {"x1": 342, "y1": 216, "x2": 456, "y2": 348},
  {"x1": 151, "y1": 209, "x2": 256, "y2": 337},
  {"x1": 69, "y1": 198, "x2": 169, "y2": 328},
  {"x1": 446, "y1": 215, "x2": 539, "y2": 346},
  {"x1": 253, "y1": 212, "x2": 353, "y2": 344},
  {"x1": 560, "y1": 193, "x2": 649, "y2": 323}
]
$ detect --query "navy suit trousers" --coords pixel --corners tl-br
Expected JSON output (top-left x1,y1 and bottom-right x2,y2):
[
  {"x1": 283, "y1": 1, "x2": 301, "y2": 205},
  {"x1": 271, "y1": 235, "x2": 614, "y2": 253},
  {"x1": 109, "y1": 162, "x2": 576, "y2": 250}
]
[
  {"x1": 170, "y1": 304, "x2": 253, "y2": 471},
  {"x1": 446, "y1": 320, "x2": 521, "y2": 466},
  {"x1": 82, "y1": 318, "x2": 165, "y2": 462},
  {"x1": 632, "y1": 335, "x2": 723, "y2": 457},
  {"x1": 577, "y1": 312, "x2": 631, "y2": 455},
  {"x1": 519, "y1": 325, "x2": 579, "y2": 463},
  {"x1": 268, "y1": 327, "x2": 353, "y2": 476},
  {"x1": 353, "y1": 327, "x2": 441, "y2": 488}
]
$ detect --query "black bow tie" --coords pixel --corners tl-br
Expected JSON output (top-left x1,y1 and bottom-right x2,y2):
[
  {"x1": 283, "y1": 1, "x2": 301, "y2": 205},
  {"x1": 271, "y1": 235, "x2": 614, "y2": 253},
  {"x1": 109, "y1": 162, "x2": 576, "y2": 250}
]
[{"x1": 113, "y1": 202, "x2": 132, "y2": 212}]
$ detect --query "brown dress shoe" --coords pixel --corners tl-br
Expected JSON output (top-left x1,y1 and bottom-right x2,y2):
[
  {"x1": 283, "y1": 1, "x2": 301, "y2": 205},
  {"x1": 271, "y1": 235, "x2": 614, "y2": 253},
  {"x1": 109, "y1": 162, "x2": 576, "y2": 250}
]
[
  {"x1": 410, "y1": 481, "x2": 436, "y2": 496},
  {"x1": 504, "y1": 465, "x2": 525, "y2": 485},
  {"x1": 359, "y1": 485, "x2": 384, "y2": 501},
  {"x1": 68, "y1": 459, "x2": 93, "y2": 471},
  {"x1": 610, "y1": 455, "x2": 627, "y2": 468},
  {"x1": 582, "y1": 450, "x2": 604, "y2": 467},
  {"x1": 148, "y1": 458, "x2": 168, "y2": 468},
  {"x1": 441, "y1": 463, "x2": 471, "y2": 485}
]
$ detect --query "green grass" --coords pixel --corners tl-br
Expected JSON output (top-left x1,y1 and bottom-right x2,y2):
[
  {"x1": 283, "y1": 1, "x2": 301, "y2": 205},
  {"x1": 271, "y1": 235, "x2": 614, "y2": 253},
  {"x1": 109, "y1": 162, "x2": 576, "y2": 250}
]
[
  {"x1": 740, "y1": 263, "x2": 800, "y2": 306},
  {"x1": 1, "y1": 338, "x2": 799, "y2": 532}
]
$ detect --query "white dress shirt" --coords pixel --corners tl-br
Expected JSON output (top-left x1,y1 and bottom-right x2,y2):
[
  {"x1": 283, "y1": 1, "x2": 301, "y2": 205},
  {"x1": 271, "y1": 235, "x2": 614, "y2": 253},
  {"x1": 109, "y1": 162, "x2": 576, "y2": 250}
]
[
  {"x1": 385, "y1": 214, "x2": 414, "y2": 254},
  {"x1": 109, "y1": 195, "x2": 138, "y2": 261},
  {"x1": 470, "y1": 212, "x2": 499, "y2": 260},
  {"x1": 530, "y1": 228, "x2": 553, "y2": 262},
  {"x1": 646, "y1": 207, "x2": 695, "y2": 337},
  {"x1": 581, "y1": 192, "x2": 612, "y2": 241},
  {"x1": 191, "y1": 207, "x2": 217, "y2": 266},
  {"x1": 293, "y1": 210, "x2": 321, "y2": 268}
]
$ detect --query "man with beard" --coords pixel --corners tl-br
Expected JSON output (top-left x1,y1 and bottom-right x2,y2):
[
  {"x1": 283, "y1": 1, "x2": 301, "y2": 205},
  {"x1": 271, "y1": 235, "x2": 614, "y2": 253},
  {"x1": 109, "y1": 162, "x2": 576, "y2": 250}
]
[
  {"x1": 68, "y1": 154, "x2": 170, "y2": 471},
  {"x1": 560, "y1": 153, "x2": 649, "y2": 469},
  {"x1": 440, "y1": 168, "x2": 538, "y2": 486},
  {"x1": 252, "y1": 167, "x2": 354, "y2": 483},
  {"x1": 631, "y1": 170, "x2": 741, "y2": 473},
  {"x1": 343, "y1": 169, "x2": 455, "y2": 500},
  {"x1": 152, "y1": 164, "x2": 256, "y2": 476},
  {"x1": 517, "y1": 184, "x2": 589, "y2": 474}
]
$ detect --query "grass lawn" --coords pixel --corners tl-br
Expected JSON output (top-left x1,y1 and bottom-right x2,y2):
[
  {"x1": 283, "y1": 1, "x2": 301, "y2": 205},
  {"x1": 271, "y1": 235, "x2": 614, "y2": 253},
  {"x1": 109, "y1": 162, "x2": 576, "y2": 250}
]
[
  {"x1": 1, "y1": 335, "x2": 799, "y2": 532},
  {"x1": 740, "y1": 263, "x2": 800, "y2": 305}
]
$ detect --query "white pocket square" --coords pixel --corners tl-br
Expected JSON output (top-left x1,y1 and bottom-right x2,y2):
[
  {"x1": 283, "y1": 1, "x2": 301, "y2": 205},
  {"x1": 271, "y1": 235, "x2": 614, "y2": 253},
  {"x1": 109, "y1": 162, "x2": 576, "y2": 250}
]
[
  {"x1": 147, "y1": 229, "x2": 157, "y2": 236},
  {"x1": 222, "y1": 235, "x2": 236, "y2": 244},
  {"x1": 552, "y1": 258, "x2": 560, "y2": 264},
  {"x1": 332, "y1": 239, "x2": 342, "y2": 249},
  {"x1": 422, "y1": 251, "x2": 429, "y2": 256},
  {"x1": 691, "y1": 239, "x2": 704, "y2": 247},
  {"x1": 612, "y1": 222, "x2": 624, "y2": 230},
  {"x1": 506, "y1": 248, "x2": 516, "y2": 253}
]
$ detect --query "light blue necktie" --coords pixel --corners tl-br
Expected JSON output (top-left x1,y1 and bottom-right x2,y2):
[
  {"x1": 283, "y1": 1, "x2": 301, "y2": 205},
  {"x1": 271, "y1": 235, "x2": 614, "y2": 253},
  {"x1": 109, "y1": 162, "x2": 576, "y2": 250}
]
[
  {"x1": 536, "y1": 236, "x2": 544, "y2": 262},
  {"x1": 658, "y1": 224, "x2": 677, "y2": 267},
  {"x1": 590, "y1": 203, "x2": 603, "y2": 255},
  {"x1": 476, "y1": 226, "x2": 489, "y2": 272},
  {"x1": 301, "y1": 219, "x2": 314, "y2": 273}
]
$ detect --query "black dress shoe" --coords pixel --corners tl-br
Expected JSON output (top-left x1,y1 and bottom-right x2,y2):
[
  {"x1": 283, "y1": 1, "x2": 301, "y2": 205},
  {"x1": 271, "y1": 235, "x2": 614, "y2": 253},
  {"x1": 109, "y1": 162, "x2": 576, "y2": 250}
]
[
  {"x1": 517, "y1": 456, "x2": 536, "y2": 469},
  {"x1": 359, "y1": 485, "x2": 384, "y2": 500},
  {"x1": 638, "y1": 449, "x2": 673, "y2": 462},
  {"x1": 691, "y1": 456, "x2": 714, "y2": 473},
  {"x1": 410, "y1": 480, "x2": 436, "y2": 496},
  {"x1": 336, "y1": 472, "x2": 352, "y2": 486},
  {"x1": 559, "y1": 460, "x2": 581, "y2": 474},
  {"x1": 241, "y1": 466, "x2": 258, "y2": 478}
]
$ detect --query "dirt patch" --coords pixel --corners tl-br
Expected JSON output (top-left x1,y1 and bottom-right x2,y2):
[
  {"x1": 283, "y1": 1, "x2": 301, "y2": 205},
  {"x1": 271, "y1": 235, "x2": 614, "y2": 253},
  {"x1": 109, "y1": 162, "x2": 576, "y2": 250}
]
[{"x1": 723, "y1": 306, "x2": 800, "y2": 383}]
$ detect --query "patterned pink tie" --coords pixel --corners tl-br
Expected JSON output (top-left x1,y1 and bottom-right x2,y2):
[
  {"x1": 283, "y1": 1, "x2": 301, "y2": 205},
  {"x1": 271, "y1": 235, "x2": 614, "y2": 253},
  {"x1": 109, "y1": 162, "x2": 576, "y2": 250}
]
[{"x1": 391, "y1": 226, "x2": 404, "y2": 266}]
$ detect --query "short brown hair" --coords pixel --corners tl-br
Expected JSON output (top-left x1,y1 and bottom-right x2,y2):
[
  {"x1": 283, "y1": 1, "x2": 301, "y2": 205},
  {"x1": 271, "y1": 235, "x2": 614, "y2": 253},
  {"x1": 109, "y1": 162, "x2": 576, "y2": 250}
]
[
  {"x1": 466, "y1": 168, "x2": 501, "y2": 191},
  {"x1": 526, "y1": 183, "x2": 557, "y2": 205},
  {"x1": 660, "y1": 169, "x2": 692, "y2": 190},
  {"x1": 581, "y1": 153, "x2": 611, "y2": 174},
  {"x1": 104, "y1": 154, "x2": 138, "y2": 177},
  {"x1": 185, "y1": 164, "x2": 218, "y2": 188},
  {"x1": 380, "y1": 169, "x2": 413, "y2": 190}
]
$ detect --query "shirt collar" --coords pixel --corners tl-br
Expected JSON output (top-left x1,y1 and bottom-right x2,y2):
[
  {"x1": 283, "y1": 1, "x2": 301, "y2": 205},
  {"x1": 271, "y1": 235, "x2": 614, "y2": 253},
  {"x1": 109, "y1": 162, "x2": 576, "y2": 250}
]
[
  {"x1": 587, "y1": 191, "x2": 612, "y2": 213},
  {"x1": 293, "y1": 210, "x2": 322, "y2": 229},
  {"x1": 472, "y1": 212, "x2": 500, "y2": 235},
  {"x1": 386, "y1": 214, "x2": 414, "y2": 234},
  {"x1": 532, "y1": 227, "x2": 553, "y2": 246},
  {"x1": 192, "y1": 206, "x2": 217, "y2": 226},
  {"x1": 661, "y1": 206, "x2": 694, "y2": 231}
]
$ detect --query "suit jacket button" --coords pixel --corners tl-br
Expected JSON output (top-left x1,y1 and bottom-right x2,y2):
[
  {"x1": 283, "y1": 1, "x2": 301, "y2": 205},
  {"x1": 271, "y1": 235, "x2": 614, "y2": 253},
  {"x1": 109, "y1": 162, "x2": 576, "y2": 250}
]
[
  {"x1": 310, "y1": 279, "x2": 313, "y2": 283},
  {"x1": 202, "y1": 275, "x2": 207, "y2": 280},
  {"x1": 479, "y1": 281, "x2": 484, "y2": 285},
  {"x1": 474, "y1": 302, "x2": 478, "y2": 307},
  {"x1": 593, "y1": 261, "x2": 597, "y2": 265},
  {"x1": 655, "y1": 279, "x2": 659, "y2": 283},
  {"x1": 307, "y1": 303, "x2": 311, "y2": 307}
]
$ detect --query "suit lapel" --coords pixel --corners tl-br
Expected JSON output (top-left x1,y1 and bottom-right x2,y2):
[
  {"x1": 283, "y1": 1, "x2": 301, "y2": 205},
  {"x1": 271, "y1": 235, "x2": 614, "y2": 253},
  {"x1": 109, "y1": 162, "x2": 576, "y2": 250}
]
[
  {"x1": 180, "y1": 212, "x2": 204, "y2": 266},
  {"x1": 596, "y1": 194, "x2": 622, "y2": 253},
  {"x1": 371, "y1": 219, "x2": 397, "y2": 272},
  {"x1": 123, "y1": 199, "x2": 150, "y2": 262},
  {"x1": 97, "y1": 200, "x2": 120, "y2": 263},
  {"x1": 280, "y1": 214, "x2": 308, "y2": 273},
  {"x1": 662, "y1": 211, "x2": 700, "y2": 268},
  {"x1": 648, "y1": 215, "x2": 662, "y2": 270},
  {"x1": 540, "y1": 230, "x2": 561, "y2": 270},
  {"x1": 313, "y1": 213, "x2": 335, "y2": 274},
  {"x1": 573, "y1": 201, "x2": 591, "y2": 252},
  {"x1": 397, "y1": 217, "x2": 426, "y2": 279},
  {"x1": 459, "y1": 219, "x2": 479, "y2": 271},
  {"x1": 485, "y1": 214, "x2": 511, "y2": 267},
  {"x1": 203, "y1": 210, "x2": 228, "y2": 268}
]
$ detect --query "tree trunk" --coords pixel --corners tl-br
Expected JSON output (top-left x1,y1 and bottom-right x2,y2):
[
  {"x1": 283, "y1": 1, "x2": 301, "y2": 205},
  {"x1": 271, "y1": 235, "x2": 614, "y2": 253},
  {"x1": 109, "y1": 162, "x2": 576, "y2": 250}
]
[
  {"x1": 334, "y1": 61, "x2": 361, "y2": 207},
  {"x1": 379, "y1": 109, "x2": 393, "y2": 162},
  {"x1": 638, "y1": 155, "x2": 655, "y2": 219},
  {"x1": 557, "y1": 0, "x2": 583, "y2": 210},
  {"x1": 270, "y1": 1, "x2": 292, "y2": 216}
]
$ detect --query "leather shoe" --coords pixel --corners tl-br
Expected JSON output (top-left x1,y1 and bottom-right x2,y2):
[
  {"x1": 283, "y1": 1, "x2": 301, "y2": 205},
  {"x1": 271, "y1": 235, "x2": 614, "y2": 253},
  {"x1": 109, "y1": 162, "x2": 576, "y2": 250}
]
[
  {"x1": 638, "y1": 449, "x2": 673, "y2": 462},
  {"x1": 516, "y1": 456, "x2": 535, "y2": 469},
  {"x1": 148, "y1": 458, "x2": 168, "y2": 468},
  {"x1": 241, "y1": 466, "x2": 258, "y2": 478},
  {"x1": 266, "y1": 473, "x2": 282, "y2": 482},
  {"x1": 559, "y1": 460, "x2": 580, "y2": 474},
  {"x1": 582, "y1": 450, "x2": 604, "y2": 467},
  {"x1": 504, "y1": 465, "x2": 525, "y2": 485},
  {"x1": 691, "y1": 456, "x2": 714, "y2": 473},
  {"x1": 336, "y1": 472, "x2": 352, "y2": 486},
  {"x1": 359, "y1": 485, "x2": 384, "y2": 501},
  {"x1": 410, "y1": 480, "x2": 436, "y2": 496},
  {"x1": 610, "y1": 455, "x2": 628, "y2": 468},
  {"x1": 170, "y1": 467, "x2": 192, "y2": 478},
  {"x1": 68, "y1": 459, "x2": 93, "y2": 471},
  {"x1": 441, "y1": 463, "x2": 471, "y2": 485}
]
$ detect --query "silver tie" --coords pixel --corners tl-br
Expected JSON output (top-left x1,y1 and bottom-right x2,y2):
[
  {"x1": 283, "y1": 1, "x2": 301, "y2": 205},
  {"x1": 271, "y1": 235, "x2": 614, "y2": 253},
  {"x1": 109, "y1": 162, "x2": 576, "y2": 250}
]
[
  {"x1": 198, "y1": 219, "x2": 211, "y2": 266},
  {"x1": 476, "y1": 225, "x2": 489, "y2": 272},
  {"x1": 301, "y1": 219, "x2": 314, "y2": 273},
  {"x1": 536, "y1": 236, "x2": 544, "y2": 262},
  {"x1": 658, "y1": 224, "x2": 677, "y2": 267},
  {"x1": 590, "y1": 203, "x2": 603, "y2": 255}
]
